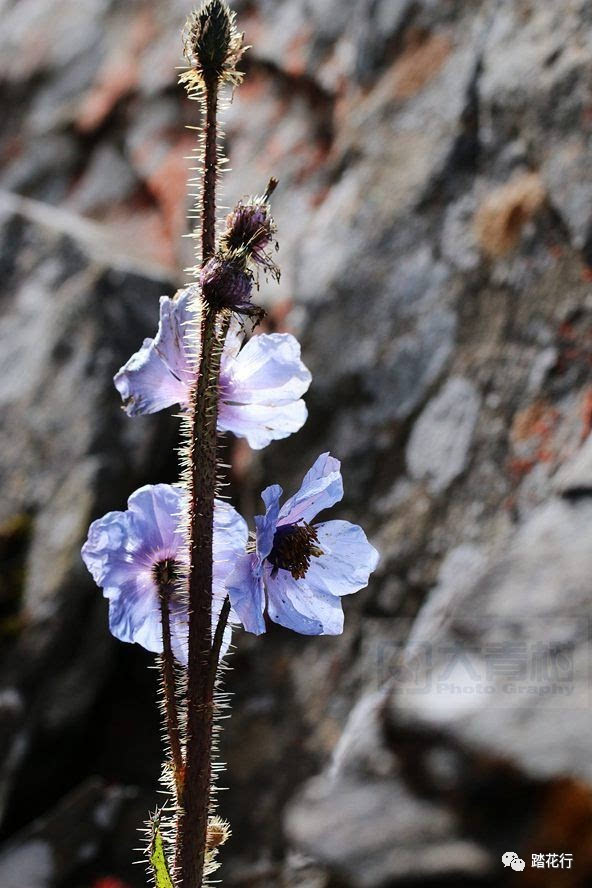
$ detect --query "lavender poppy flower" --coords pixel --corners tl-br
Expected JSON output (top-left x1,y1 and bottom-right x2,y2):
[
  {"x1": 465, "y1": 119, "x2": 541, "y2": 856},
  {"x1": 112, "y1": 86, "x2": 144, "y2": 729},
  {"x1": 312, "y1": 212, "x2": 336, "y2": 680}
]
[
  {"x1": 226, "y1": 453, "x2": 379, "y2": 636},
  {"x1": 114, "y1": 287, "x2": 311, "y2": 450},
  {"x1": 81, "y1": 484, "x2": 248, "y2": 664}
]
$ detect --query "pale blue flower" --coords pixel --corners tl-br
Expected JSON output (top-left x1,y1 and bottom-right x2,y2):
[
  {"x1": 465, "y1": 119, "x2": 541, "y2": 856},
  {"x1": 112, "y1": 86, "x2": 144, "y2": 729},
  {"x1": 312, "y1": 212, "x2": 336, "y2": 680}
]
[
  {"x1": 114, "y1": 287, "x2": 311, "y2": 449},
  {"x1": 227, "y1": 453, "x2": 379, "y2": 635},
  {"x1": 81, "y1": 484, "x2": 248, "y2": 663}
]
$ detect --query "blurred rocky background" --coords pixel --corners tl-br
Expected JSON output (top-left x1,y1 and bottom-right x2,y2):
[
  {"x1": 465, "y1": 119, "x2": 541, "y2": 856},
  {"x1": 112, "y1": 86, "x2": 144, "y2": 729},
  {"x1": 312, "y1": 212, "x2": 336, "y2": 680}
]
[{"x1": 2, "y1": 0, "x2": 592, "y2": 885}]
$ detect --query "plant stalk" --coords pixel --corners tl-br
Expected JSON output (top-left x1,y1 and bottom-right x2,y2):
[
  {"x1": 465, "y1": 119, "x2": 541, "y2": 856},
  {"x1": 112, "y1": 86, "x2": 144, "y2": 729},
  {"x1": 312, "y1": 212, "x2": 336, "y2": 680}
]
[
  {"x1": 201, "y1": 74, "x2": 219, "y2": 262},
  {"x1": 177, "y1": 70, "x2": 223, "y2": 888}
]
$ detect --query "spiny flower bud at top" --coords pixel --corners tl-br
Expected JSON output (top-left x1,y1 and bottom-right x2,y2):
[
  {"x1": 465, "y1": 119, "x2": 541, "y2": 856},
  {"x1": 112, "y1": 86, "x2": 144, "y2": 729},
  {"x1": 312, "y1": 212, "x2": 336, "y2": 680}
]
[
  {"x1": 181, "y1": 0, "x2": 245, "y2": 91},
  {"x1": 200, "y1": 252, "x2": 261, "y2": 318},
  {"x1": 220, "y1": 178, "x2": 280, "y2": 280}
]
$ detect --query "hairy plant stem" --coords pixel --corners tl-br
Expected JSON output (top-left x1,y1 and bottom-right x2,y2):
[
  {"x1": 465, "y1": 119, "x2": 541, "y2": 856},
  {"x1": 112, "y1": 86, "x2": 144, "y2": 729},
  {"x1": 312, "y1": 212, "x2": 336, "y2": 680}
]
[
  {"x1": 177, "y1": 70, "x2": 223, "y2": 888},
  {"x1": 209, "y1": 597, "x2": 231, "y2": 686},
  {"x1": 159, "y1": 586, "x2": 185, "y2": 804},
  {"x1": 201, "y1": 75, "x2": 219, "y2": 262}
]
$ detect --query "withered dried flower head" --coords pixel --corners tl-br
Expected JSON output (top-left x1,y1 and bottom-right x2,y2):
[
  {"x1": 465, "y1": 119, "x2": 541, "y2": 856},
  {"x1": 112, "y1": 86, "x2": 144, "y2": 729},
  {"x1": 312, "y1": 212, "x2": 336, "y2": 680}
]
[
  {"x1": 200, "y1": 251, "x2": 254, "y2": 314},
  {"x1": 220, "y1": 178, "x2": 280, "y2": 280}
]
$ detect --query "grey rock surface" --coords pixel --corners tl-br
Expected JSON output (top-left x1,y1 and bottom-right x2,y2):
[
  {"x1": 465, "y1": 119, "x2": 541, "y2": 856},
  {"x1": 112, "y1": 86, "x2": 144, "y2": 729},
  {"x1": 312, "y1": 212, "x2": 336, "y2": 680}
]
[
  {"x1": 0, "y1": 780, "x2": 137, "y2": 888},
  {"x1": 397, "y1": 496, "x2": 592, "y2": 782},
  {"x1": 406, "y1": 378, "x2": 481, "y2": 494},
  {"x1": 286, "y1": 776, "x2": 493, "y2": 888}
]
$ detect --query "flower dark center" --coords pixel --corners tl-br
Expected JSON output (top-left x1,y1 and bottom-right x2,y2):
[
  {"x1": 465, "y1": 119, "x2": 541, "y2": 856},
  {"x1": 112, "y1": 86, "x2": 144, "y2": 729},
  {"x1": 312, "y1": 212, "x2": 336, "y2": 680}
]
[
  {"x1": 267, "y1": 522, "x2": 323, "y2": 580},
  {"x1": 153, "y1": 558, "x2": 179, "y2": 592}
]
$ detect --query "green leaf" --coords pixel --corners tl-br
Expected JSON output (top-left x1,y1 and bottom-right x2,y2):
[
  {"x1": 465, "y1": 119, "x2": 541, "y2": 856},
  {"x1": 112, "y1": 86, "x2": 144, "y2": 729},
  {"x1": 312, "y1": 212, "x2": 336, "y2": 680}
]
[{"x1": 150, "y1": 827, "x2": 174, "y2": 888}]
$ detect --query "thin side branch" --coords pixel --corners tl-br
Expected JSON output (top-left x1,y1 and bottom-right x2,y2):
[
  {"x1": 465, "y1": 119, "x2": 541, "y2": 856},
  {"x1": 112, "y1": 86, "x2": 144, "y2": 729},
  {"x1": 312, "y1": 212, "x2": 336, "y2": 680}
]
[{"x1": 209, "y1": 596, "x2": 231, "y2": 683}]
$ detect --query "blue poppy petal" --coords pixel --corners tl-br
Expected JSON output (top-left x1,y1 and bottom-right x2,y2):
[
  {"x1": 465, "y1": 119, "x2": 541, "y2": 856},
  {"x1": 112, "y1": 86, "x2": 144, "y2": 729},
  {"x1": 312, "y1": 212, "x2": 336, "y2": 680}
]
[
  {"x1": 278, "y1": 452, "x2": 343, "y2": 526},
  {"x1": 212, "y1": 498, "x2": 248, "y2": 652},
  {"x1": 265, "y1": 567, "x2": 344, "y2": 635},
  {"x1": 226, "y1": 554, "x2": 266, "y2": 635},
  {"x1": 81, "y1": 510, "x2": 138, "y2": 589},
  {"x1": 304, "y1": 520, "x2": 379, "y2": 598},
  {"x1": 127, "y1": 484, "x2": 186, "y2": 556},
  {"x1": 218, "y1": 333, "x2": 311, "y2": 449},
  {"x1": 255, "y1": 484, "x2": 283, "y2": 559},
  {"x1": 169, "y1": 608, "x2": 189, "y2": 665},
  {"x1": 107, "y1": 573, "x2": 162, "y2": 652},
  {"x1": 114, "y1": 288, "x2": 198, "y2": 415},
  {"x1": 219, "y1": 400, "x2": 308, "y2": 450},
  {"x1": 213, "y1": 498, "x2": 249, "y2": 575}
]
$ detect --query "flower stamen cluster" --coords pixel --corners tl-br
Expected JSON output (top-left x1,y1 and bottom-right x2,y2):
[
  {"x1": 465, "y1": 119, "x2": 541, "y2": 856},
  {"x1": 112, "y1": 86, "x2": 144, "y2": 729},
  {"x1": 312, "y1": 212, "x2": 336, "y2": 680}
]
[
  {"x1": 268, "y1": 522, "x2": 323, "y2": 580},
  {"x1": 153, "y1": 557, "x2": 180, "y2": 590}
]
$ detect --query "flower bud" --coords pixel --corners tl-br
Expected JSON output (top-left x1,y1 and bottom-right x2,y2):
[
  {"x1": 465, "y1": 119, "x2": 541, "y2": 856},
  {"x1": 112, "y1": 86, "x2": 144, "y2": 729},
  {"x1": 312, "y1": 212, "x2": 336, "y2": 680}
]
[{"x1": 182, "y1": 0, "x2": 244, "y2": 88}]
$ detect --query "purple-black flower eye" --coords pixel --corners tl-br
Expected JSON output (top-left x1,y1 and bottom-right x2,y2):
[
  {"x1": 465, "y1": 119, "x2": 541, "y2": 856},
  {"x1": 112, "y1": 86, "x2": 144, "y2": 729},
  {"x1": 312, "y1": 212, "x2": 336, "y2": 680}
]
[
  {"x1": 222, "y1": 204, "x2": 271, "y2": 252},
  {"x1": 153, "y1": 557, "x2": 180, "y2": 590},
  {"x1": 221, "y1": 211, "x2": 277, "y2": 272},
  {"x1": 267, "y1": 522, "x2": 323, "y2": 580}
]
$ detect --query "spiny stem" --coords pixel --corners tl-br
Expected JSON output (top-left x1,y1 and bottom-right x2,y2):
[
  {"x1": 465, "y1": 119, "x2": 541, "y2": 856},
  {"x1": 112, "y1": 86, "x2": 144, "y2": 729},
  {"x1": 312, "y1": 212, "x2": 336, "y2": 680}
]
[
  {"x1": 178, "y1": 69, "x2": 223, "y2": 888},
  {"x1": 178, "y1": 309, "x2": 219, "y2": 887},
  {"x1": 159, "y1": 588, "x2": 185, "y2": 804}
]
